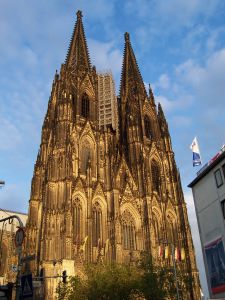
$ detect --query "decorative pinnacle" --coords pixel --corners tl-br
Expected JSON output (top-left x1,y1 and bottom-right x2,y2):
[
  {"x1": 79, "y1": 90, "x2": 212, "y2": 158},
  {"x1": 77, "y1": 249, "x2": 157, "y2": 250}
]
[
  {"x1": 76, "y1": 10, "x2": 83, "y2": 19},
  {"x1": 124, "y1": 32, "x2": 130, "y2": 42}
]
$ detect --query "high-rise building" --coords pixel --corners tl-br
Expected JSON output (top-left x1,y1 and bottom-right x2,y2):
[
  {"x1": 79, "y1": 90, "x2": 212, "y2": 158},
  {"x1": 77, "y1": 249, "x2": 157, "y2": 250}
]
[
  {"x1": 98, "y1": 72, "x2": 118, "y2": 131},
  {"x1": 189, "y1": 146, "x2": 225, "y2": 299},
  {"x1": 24, "y1": 11, "x2": 201, "y2": 299}
]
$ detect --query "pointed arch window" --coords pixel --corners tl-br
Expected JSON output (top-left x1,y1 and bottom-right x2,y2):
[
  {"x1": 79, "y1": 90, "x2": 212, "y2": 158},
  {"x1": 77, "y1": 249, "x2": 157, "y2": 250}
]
[
  {"x1": 151, "y1": 160, "x2": 160, "y2": 193},
  {"x1": 144, "y1": 115, "x2": 152, "y2": 139},
  {"x1": 92, "y1": 203, "x2": 103, "y2": 247},
  {"x1": 81, "y1": 93, "x2": 90, "y2": 118},
  {"x1": 166, "y1": 215, "x2": 177, "y2": 244},
  {"x1": 152, "y1": 214, "x2": 159, "y2": 246},
  {"x1": 81, "y1": 143, "x2": 91, "y2": 174},
  {"x1": 73, "y1": 198, "x2": 82, "y2": 241},
  {"x1": 122, "y1": 211, "x2": 136, "y2": 250}
]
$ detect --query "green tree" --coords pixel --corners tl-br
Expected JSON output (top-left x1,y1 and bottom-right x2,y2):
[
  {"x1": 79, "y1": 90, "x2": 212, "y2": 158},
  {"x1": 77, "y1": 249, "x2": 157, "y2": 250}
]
[
  {"x1": 57, "y1": 263, "x2": 140, "y2": 300},
  {"x1": 56, "y1": 254, "x2": 178, "y2": 300},
  {"x1": 137, "y1": 253, "x2": 176, "y2": 300}
]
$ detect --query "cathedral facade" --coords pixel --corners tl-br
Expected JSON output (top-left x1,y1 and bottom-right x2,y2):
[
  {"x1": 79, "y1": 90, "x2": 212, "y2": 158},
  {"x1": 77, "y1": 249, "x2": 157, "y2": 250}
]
[{"x1": 24, "y1": 11, "x2": 201, "y2": 299}]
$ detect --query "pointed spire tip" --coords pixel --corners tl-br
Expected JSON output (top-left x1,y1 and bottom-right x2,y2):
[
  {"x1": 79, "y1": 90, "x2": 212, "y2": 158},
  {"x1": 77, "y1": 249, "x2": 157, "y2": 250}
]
[
  {"x1": 124, "y1": 32, "x2": 130, "y2": 42},
  {"x1": 76, "y1": 10, "x2": 83, "y2": 19}
]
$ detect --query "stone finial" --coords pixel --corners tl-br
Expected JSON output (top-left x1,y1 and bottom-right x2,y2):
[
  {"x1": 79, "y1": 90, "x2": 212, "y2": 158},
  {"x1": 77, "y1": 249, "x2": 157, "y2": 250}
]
[
  {"x1": 124, "y1": 32, "x2": 130, "y2": 42},
  {"x1": 76, "y1": 10, "x2": 83, "y2": 19}
]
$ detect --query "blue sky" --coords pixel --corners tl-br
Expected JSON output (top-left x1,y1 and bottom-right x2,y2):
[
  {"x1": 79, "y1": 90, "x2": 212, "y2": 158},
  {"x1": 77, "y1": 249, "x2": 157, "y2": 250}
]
[{"x1": 1, "y1": 0, "x2": 225, "y2": 296}]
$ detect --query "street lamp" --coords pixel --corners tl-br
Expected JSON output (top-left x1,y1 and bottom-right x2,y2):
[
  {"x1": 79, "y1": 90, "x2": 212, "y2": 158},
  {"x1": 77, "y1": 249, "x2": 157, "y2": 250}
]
[{"x1": 159, "y1": 240, "x2": 180, "y2": 300}]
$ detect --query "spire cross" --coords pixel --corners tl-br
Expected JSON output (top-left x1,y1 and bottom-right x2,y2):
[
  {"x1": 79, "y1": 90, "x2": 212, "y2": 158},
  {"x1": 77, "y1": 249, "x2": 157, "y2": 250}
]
[{"x1": 76, "y1": 10, "x2": 83, "y2": 19}]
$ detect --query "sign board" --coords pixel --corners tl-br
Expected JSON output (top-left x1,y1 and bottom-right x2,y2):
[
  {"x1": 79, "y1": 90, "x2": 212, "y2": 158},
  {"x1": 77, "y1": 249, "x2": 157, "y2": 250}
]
[
  {"x1": 33, "y1": 280, "x2": 42, "y2": 288},
  {"x1": 204, "y1": 237, "x2": 225, "y2": 295},
  {"x1": 21, "y1": 274, "x2": 33, "y2": 298},
  {"x1": 15, "y1": 227, "x2": 25, "y2": 247}
]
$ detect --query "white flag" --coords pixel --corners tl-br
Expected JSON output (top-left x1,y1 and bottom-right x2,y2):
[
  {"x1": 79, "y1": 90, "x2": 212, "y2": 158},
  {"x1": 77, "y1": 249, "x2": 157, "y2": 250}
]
[{"x1": 190, "y1": 137, "x2": 202, "y2": 167}]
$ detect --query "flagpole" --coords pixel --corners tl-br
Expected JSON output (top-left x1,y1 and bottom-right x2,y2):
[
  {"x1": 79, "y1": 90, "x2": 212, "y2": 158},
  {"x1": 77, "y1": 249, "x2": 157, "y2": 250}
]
[{"x1": 171, "y1": 244, "x2": 180, "y2": 300}]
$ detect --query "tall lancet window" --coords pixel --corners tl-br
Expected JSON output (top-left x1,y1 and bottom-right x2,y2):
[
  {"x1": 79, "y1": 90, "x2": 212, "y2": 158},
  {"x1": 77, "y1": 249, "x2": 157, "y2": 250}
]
[
  {"x1": 81, "y1": 93, "x2": 90, "y2": 118},
  {"x1": 151, "y1": 160, "x2": 160, "y2": 193},
  {"x1": 74, "y1": 198, "x2": 82, "y2": 242},
  {"x1": 144, "y1": 115, "x2": 152, "y2": 139},
  {"x1": 92, "y1": 202, "x2": 103, "y2": 247},
  {"x1": 166, "y1": 215, "x2": 177, "y2": 245},
  {"x1": 122, "y1": 210, "x2": 136, "y2": 250},
  {"x1": 81, "y1": 139, "x2": 92, "y2": 175},
  {"x1": 152, "y1": 214, "x2": 160, "y2": 246}
]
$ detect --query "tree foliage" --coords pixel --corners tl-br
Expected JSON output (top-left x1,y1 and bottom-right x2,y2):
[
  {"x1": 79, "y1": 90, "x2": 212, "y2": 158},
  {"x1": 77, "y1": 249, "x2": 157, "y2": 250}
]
[
  {"x1": 137, "y1": 253, "x2": 177, "y2": 299},
  {"x1": 57, "y1": 254, "x2": 185, "y2": 300}
]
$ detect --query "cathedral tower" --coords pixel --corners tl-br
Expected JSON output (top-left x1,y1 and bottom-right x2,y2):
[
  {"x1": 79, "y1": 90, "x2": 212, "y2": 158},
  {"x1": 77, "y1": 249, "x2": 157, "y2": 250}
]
[{"x1": 25, "y1": 11, "x2": 201, "y2": 299}]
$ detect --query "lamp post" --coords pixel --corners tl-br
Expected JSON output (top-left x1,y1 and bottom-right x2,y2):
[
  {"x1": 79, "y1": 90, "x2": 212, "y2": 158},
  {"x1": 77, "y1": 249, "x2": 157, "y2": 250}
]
[
  {"x1": 171, "y1": 243, "x2": 180, "y2": 300},
  {"x1": 160, "y1": 240, "x2": 180, "y2": 300}
]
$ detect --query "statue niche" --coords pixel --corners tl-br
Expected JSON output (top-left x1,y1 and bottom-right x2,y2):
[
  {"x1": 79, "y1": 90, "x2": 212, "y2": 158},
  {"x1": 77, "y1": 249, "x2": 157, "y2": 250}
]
[{"x1": 80, "y1": 137, "x2": 96, "y2": 177}]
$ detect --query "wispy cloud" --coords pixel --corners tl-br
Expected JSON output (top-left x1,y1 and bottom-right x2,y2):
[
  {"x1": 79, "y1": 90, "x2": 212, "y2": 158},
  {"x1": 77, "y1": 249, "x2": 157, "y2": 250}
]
[
  {"x1": 0, "y1": 119, "x2": 22, "y2": 150},
  {"x1": 89, "y1": 39, "x2": 123, "y2": 81},
  {"x1": 176, "y1": 48, "x2": 225, "y2": 107}
]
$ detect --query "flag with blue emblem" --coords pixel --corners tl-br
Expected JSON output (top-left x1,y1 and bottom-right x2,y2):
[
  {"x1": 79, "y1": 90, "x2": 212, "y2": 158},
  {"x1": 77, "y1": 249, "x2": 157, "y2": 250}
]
[{"x1": 190, "y1": 137, "x2": 202, "y2": 167}]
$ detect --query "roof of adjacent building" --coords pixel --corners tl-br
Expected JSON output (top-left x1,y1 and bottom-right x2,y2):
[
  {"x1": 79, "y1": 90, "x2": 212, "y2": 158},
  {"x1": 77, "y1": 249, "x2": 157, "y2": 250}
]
[
  {"x1": 0, "y1": 208, "x2": 27, "y2": 216},
  {"x1": 188, "y1": 147, "x2": 225, "y2": 188}
]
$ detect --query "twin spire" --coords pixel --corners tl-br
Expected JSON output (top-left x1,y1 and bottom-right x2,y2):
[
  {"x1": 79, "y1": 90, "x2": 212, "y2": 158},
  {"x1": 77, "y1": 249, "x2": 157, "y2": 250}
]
[
  {"x1": 66, "y1": 11, "x2": 147, "y2": 98},
  {"x1": 66, "y1": 10, "x2": 91, "y2": 72},
  {"x1": 120, "y1": 32, "x2": 147, "y2": 98}
]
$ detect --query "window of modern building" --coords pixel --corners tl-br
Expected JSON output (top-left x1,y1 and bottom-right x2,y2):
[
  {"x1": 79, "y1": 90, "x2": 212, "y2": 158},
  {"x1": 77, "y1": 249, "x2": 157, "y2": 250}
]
[
  {"x1": 221, "y1": 199, "x2": 225, "y2": 219},
  {"x1": 222, "y1": 164, "x2": 225, "y2": 179},
  {"x1": 214, "y1": 169, "x2": 223, "y2": 188}
]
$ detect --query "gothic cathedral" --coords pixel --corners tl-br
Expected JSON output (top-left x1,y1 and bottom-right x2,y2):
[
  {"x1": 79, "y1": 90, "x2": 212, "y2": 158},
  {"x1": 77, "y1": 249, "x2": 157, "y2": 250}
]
[{"x1": 25, "y1": 11, "x2": 201, "y2": 299}]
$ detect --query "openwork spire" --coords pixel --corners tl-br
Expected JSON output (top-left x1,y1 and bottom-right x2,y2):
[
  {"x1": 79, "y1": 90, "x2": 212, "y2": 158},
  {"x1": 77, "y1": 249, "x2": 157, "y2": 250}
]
[
  {"x1": 158, "y1": 102, "x2": 166, "y2": 121},
  {"x1": 65, "y1": 10, "x2": 91, "y2": 72},
  {"x1": 158, "y1": 102, "x2": 169, "y2": 136},
  {"x1": 149, "y1": 83, "x2": 156, "y2": 106},
  {"x1": 120, "y1": 32, "x2": 147, "y2": 98}
]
